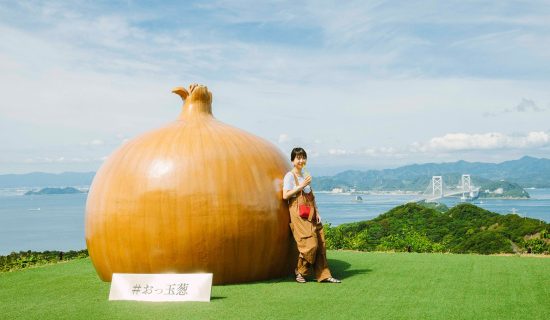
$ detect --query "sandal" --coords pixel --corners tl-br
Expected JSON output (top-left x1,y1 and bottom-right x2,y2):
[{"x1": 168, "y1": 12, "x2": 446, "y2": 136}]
[
  {"x1": 295, "y1": 273, "x2": 306, "y2": 283},
  {"x1": 321, "y1": 277, "x2": 341, "y2": 283}
]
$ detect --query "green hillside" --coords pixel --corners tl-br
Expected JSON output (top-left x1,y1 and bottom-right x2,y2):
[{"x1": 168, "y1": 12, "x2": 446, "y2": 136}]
[
  {"x1": 478, "y1": 180, "x2": 530, "y2": 198},
  {"x1": 325, "y1": 203, "x2": 549, "y2": 254},
  {"x1": 1, "y1": 252, "x2": 549, "y2": 320}
]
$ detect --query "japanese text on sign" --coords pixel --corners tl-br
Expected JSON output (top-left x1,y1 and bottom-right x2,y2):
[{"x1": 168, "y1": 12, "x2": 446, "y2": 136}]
[{"x1": 109, "y1": 273, "x2": 212, "y2": 302}]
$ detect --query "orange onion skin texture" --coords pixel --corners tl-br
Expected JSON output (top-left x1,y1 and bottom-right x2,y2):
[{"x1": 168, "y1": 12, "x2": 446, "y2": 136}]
[{"x1": 85, "y1": 85, "x2": 296, "y2": 284}]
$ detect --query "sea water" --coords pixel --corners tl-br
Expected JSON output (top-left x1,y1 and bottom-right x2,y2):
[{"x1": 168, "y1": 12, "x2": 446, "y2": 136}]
[
  {"x1": 0, "y1": 189, "x2": 549, "y2": 255},
  {"x1": 0, "y1": 193, "x2": 87, "y2": 255},
  {"x1": 317, "y1": 189, "x2": 550, "y2": 226}
]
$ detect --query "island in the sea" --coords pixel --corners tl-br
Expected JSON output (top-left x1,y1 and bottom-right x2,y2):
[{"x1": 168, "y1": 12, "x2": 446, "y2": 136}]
[{"x1": 24, "y1": 187, "x2": 85, "y2": 195}]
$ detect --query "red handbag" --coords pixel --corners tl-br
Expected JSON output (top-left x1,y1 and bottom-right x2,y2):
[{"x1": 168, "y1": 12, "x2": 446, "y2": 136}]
[
  {"x1": 293, "y1": 172, "x2": 313, "y2": 219},
  {"x1": 299, "y1": 204, "x2": 311, "y2": 219}
]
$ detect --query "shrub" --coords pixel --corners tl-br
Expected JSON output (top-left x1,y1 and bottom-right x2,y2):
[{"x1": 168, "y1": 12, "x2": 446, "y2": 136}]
[
  {"x1": 458, "y1": 231, "x2": 512, "y2": 254},
  {"x1": 522, "y1": 239, "x2": 549, "y2": 254},
  {"x1": 347, "y1": 229, "x2": 370, "y2": 251},
  {"x1": 325, "y1": 224, "x2": 369, "y2": 250},
  {"x1": 376, "y1": 227, "x2": 445, "y2": 253},
  {"x1": 0, "y1": 250, "x2": 88, "y2": 272}
]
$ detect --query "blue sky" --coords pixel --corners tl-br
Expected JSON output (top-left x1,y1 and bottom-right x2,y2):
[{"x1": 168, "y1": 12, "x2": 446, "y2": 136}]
[{"x1": 1, "y1": 1, "x2": 550, "y2": 174}]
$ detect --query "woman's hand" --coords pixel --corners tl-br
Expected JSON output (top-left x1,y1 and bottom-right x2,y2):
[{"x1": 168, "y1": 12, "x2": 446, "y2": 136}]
[
  {"x1": 300, "y1": 176, "x2": 312, "y2": 188},
  {"x1": 282, "y1": 175, "x2": 312, "y2": 200}
]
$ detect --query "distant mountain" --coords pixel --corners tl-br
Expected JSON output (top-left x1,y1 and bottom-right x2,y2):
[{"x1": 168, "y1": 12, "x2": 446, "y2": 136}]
[
  {"x1": 312, "y1": 156, "x2": 550, "y2": 190},
  {"x1": 0, "y1": 172, "x2": 95, "y2": 188},
  {"x1": 2, "y1": 156, "x2": 549, "y2": 189},
  {"x1": 24, "y1": 187, "x2": 84, "y2": 195}
]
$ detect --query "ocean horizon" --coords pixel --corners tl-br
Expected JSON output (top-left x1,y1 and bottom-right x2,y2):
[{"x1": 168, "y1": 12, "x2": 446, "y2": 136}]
[{"x1": 1, "y1": 188, "x2": 549, "y2": 255}]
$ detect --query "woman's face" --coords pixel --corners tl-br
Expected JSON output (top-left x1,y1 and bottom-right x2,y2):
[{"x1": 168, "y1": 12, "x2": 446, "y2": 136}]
[{"x1": 292, "y1": 156, "x2": 307, "y2": 170}]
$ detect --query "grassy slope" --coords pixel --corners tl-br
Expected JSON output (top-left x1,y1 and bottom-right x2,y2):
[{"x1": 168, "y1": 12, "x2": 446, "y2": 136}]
[{"x1": 1, "y1": 251, "x2": 549, "y2": 320}]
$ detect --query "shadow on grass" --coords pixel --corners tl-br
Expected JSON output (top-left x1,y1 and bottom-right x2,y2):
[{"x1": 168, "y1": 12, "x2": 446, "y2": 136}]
[
  {"x1": 328, "y1": 258, "x2": 372, "y2": 280},
  {"x1": 219, "y1": 256, "x2": 373, "y2": 286},
  {"x1": 255, "y1": 258, "x2": 371, "y2": 284}
]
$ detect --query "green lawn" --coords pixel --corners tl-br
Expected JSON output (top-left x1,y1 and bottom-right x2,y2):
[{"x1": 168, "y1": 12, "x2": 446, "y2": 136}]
[{"x1": 1, "y1": 251, "x2": 549, "y2": 320}]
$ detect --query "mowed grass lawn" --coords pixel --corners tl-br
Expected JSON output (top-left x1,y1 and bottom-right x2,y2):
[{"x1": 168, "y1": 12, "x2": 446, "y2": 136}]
[{"x1": 1, "y1": 251, "x2": 549, "y2": 320}]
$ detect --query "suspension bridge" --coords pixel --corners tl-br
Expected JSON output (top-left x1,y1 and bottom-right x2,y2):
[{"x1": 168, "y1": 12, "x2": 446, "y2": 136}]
[{"x1": 412, "y1": 174, "x2": 480, "y2": 203}]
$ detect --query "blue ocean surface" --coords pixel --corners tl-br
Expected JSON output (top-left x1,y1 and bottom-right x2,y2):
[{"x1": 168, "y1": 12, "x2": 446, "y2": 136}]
[
  {"x1": 0, "y1": 188, "x2": 549, "y2": 255},
  {"x1": 0, "y1": 193, "x2": 87, "y2": 255},
  {"x1": 317, "y1": 189, "x2": 550, "y2": 226}
]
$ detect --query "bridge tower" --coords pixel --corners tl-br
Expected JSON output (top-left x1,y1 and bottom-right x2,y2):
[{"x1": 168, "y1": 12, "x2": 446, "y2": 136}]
[
  {"x1": 462, "y1": 174, "x2": 471, "y2": 192},
  {"x1": 432, "y1": 176, "x2": 443, "y2": 198}
]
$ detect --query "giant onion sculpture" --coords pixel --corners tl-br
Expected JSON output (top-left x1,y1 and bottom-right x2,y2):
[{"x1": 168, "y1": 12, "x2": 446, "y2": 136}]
[{"x1": 85, "y1": 84, "x2": 295, "y2": 284}]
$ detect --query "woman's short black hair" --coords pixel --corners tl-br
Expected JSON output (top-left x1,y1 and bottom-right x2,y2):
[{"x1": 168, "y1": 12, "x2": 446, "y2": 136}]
[{"x1": 291, "y1": 147, "x2": 307, "y2": 161}]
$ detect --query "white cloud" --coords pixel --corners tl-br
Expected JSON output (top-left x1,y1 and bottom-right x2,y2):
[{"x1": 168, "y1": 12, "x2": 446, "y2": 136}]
[
  {"x1": 2, "y1": 2, "x2": 550, "y2": 173},
  {"x1": 513, "y1": 98, "x2": 544, "y2": 112},
  {"x1": 414, "y1": 131, "x2": 550, "y2": 152},
  {"x1": 308, "y1": 149, "x2": 320, "y2": 158},
  {"x1": 90, "y1": 139, "x2": 104, "y2": 146},
  {"x1": 524, "y1": 131, "x2": 550, "y2": 146},
  {"x1": 278, "y1": 133, "x2": 290, "y2": 144},
  {"x1": 328, "y1": 148, "x2": 354, "y2": 155},
  {"x1": 484, "y1": 98, "x2": 547, "y2": 117},
  {"x1": 327, "y1": 147, "x2": 405, "y2": 157},
  {"x1": 357, "y1": 146, "x2": 408, "y2": 158}
]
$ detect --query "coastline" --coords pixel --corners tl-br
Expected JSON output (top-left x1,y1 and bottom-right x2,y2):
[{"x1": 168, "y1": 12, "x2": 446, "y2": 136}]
[
  {"x1": 316, "y1": 190, "x2": 529, "y2": 199},
  {"x1": 479, "y1": 194, "x2": 532, "y2": 199},
  {"x1": 316, "y1": 190, "x2": 421, "y2": 195}
]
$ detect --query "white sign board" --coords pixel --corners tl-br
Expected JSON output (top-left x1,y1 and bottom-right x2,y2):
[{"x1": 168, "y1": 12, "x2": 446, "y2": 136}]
[{"x1": 109, "y1": 273, "x2": 213, "y2": 302}]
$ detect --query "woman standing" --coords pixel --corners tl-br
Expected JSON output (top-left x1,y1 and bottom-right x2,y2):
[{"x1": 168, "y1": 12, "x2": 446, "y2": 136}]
[{"x1": 283, "y1": 147, "x2": 341, "y2": 283}]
